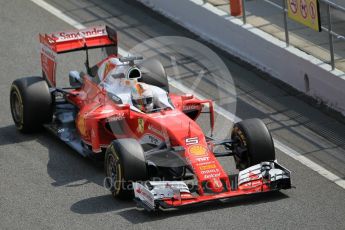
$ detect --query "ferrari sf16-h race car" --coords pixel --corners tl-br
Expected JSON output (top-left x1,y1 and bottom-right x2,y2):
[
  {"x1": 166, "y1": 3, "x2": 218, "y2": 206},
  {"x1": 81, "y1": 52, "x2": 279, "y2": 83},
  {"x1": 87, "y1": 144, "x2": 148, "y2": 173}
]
[{"x1": 10, "y1": 25, "x2": 291, "y2": 211}]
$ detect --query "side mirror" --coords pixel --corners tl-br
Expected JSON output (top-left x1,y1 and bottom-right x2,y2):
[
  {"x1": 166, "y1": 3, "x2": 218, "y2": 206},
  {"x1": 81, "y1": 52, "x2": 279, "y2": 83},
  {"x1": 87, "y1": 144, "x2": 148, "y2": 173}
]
[{"x1": 69, "y1": 71, "x2": 83, "y2": 88}]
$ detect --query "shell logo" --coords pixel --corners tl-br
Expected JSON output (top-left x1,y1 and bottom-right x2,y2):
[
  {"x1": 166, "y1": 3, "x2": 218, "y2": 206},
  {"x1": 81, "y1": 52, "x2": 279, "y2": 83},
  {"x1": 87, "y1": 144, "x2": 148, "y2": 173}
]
[{"x1": 189, "y1": 145, "x2": 207, "y2": 156}]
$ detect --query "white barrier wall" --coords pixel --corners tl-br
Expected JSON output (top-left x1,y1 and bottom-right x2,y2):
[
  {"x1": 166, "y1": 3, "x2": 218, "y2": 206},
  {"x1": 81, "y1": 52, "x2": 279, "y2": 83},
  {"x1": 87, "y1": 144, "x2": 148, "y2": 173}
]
[{"x1": 138, "y1": 0, "x2": 345, "y2": 115}]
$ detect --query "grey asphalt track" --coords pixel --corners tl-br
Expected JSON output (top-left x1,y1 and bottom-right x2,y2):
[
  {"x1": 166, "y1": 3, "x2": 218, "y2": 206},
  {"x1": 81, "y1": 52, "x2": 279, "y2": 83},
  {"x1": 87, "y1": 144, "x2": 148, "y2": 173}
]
[{"x1": 0, "y1": 0, "x2": 345, "y2": 229}]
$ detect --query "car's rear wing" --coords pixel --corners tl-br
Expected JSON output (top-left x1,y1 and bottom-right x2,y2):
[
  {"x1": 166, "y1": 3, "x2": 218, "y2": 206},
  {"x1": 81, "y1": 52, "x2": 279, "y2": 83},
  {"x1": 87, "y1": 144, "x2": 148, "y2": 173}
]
[
  {"x1": 39, "y1": 25, "x2": 117, "y2": 86},
  {"x1": 39, "y1": 25, "x2": 117, "y2": 54}
]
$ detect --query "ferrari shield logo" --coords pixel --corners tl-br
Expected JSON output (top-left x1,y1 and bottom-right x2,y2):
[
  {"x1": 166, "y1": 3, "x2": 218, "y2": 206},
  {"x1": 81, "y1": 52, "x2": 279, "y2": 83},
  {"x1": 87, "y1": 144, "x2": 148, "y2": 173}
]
[{"x1": 137, "y1": 118, "x2": 145, "y2": 133}]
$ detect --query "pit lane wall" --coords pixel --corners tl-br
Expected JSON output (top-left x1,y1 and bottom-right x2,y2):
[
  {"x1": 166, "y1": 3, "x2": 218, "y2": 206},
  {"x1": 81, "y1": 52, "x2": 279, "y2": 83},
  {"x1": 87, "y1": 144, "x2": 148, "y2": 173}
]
[{"x1": 137, "y1": 0, "x2": 345, "y2": 115}]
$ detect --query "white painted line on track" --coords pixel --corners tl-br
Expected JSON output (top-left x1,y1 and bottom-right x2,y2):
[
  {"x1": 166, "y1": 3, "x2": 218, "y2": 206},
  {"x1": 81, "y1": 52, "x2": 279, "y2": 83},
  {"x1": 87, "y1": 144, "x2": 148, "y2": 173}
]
[
  {"x1": 30, "y1": 0, "x2": 345, "y2": 190},
  {"x1": 31, "y1": 0, "x2": 85, "y2": 30}
]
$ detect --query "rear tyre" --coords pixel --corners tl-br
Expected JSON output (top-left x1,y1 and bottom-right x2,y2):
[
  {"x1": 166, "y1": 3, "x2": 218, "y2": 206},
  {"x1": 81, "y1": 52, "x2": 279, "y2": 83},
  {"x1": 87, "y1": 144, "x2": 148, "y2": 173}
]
[
  {"x1": 231, "y1": 118, "x2": 275, "y2": 170},
  {"x1": 104, "y1": 139, "x2": 147, "y2": 199},
  {"x1": 10, "y1": 76, "x2": 52, "y2": 133}
]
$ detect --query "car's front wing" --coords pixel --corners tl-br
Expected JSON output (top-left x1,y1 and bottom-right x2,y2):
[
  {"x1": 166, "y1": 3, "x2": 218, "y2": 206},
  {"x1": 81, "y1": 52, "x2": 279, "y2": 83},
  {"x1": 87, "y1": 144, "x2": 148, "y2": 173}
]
[{"x1": 133, "y1": 161, "x2": 291, "y2": 211}]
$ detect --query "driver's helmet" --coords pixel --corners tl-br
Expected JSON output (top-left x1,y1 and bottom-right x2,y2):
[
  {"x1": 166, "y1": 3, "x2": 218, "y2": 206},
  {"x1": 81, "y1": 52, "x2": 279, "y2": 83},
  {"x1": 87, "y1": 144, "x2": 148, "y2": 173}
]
[{"x1": 131, "y1": 83, "x2": 154, "y2": 112}]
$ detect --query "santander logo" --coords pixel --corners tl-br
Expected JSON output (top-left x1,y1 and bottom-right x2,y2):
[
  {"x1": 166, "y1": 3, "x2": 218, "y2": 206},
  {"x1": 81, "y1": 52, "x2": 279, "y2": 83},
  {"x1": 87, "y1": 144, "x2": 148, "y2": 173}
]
[{"x1": 51, "y1": 26, "x2": 107, "y2": 42}]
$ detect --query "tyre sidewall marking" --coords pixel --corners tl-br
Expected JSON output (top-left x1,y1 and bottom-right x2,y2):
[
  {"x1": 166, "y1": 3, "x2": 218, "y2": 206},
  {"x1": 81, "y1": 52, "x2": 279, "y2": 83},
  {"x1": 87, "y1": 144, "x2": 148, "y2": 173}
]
[
  {"x1": 115, "y1": 162, "x2": 122, "y2": 195},
  {"x1": 108, "y1": 147, "x2": 123, "y2": 196},
  {"x1": 233, "y1": 125, "x2": 250, "y2": 168},
  {"x1": 10, "y1": 84, "x2": 24, "y2": 130}
]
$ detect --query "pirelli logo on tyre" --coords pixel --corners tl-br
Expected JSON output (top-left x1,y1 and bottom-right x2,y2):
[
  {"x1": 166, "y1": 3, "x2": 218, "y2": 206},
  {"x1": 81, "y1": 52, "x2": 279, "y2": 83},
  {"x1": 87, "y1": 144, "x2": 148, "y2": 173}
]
[{"x1": 189, "y1": 145, "x2": 208, "y2": 156}]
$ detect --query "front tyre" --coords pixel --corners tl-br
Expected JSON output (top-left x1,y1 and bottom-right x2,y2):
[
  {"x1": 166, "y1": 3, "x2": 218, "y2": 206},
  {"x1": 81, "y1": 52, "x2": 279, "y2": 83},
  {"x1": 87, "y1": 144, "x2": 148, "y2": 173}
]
[
  {"x1": 10, "y1": 77, "x2": 52, "y2": 133},
  {"x1": 104, "y1": 139, "x2": 147, "y2": 199},
  {"x1": 231, "y1": 118, "x2": 275, "y2": 170}
]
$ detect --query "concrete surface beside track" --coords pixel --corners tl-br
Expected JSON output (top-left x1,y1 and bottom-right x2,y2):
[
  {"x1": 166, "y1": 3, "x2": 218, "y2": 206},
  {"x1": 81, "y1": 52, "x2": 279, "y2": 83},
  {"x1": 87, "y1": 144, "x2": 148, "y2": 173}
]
[{"x1": 0, "y1": 0, "x2": 344, "y2": 229}]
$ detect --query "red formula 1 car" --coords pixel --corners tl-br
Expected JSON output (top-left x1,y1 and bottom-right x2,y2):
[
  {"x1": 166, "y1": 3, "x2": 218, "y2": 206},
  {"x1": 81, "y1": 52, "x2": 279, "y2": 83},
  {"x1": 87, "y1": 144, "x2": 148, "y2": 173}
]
[{"x1": 10, "y1": 25, "x2": 291, "y2": 211}]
